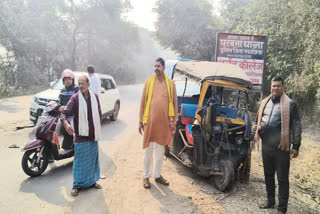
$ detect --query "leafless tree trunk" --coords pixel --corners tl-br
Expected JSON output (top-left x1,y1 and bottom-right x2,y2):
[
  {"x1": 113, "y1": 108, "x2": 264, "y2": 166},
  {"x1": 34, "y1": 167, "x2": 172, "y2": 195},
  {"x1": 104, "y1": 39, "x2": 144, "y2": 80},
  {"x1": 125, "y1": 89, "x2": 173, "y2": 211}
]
[{"x1": 71, "y1": 27, "x2": 77, "y2": 70}]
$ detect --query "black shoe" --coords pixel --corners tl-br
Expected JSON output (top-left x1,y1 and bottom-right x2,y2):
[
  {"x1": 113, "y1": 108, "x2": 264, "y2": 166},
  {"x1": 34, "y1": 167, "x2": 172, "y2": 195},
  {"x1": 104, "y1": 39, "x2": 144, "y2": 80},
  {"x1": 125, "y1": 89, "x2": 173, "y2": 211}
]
[{"x1": 258, "y1": 201, "x2": 275, "y2": 209}]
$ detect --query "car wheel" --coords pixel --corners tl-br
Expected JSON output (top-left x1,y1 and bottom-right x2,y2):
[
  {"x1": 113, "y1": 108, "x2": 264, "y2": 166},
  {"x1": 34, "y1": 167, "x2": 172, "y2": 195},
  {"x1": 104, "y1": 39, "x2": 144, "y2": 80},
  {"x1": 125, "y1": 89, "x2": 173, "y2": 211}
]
[
  {"x1": 110, "y1": 102, "x2": 120, "y2": 121},
  {"x1": 32, "y1": 118, "x2": 38, "y2": 126}
]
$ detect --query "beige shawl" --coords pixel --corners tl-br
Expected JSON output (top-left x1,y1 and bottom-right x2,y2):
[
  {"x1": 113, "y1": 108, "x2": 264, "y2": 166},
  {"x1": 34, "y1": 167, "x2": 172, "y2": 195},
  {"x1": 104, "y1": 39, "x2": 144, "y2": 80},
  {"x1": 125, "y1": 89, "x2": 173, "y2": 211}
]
[{"x1": 254, "y1": 93, "x2": 291, "y2": 151}]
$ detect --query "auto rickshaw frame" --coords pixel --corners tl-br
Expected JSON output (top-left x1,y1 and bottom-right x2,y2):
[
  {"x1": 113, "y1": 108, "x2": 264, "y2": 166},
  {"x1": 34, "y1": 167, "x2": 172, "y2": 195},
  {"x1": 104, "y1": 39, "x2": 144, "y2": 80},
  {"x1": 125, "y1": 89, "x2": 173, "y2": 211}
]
[
  {"x1": 166, "y1": 61, "x2": 253, "y2": 192},
  {"x1": 196, "y1": 79, "x2": 249, "y2": 125}
]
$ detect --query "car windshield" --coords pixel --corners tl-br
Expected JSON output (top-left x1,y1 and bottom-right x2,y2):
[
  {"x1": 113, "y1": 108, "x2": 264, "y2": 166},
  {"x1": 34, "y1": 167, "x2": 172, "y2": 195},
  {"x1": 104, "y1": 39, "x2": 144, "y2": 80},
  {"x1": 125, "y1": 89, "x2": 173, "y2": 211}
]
[{"x1": 51, "y1": 76, "x2": 79, "y2": 90}]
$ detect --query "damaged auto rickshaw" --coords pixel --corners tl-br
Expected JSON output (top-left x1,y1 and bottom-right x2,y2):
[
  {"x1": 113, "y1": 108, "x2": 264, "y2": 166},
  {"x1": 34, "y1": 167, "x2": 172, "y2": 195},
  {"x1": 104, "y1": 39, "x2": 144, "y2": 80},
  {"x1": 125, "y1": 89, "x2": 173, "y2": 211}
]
[{"x1": 165, "y1": 61, "x2": 253, "y2": 192}]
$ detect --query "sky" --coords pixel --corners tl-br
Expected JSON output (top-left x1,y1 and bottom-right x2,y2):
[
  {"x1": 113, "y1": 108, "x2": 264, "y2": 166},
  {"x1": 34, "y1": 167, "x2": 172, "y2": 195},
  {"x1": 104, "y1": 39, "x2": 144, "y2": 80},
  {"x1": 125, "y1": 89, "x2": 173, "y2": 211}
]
[
  {"x1": 123, "y1": 0, "x2": 222, "y2": 31},
  {"x1": 122, "y1": 0, "x2": 158, "y2": 31}
]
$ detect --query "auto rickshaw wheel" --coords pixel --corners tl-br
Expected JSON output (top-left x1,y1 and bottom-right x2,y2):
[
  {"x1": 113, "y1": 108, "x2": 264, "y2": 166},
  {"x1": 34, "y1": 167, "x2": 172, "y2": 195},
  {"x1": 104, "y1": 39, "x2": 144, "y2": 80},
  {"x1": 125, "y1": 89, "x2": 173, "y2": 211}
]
[
  {"x1": 239, "y1": 148, "x2": 251, "y2": 183},
  {"x1": 213, "y1": 160, "x2": 234, "y2": 192}
]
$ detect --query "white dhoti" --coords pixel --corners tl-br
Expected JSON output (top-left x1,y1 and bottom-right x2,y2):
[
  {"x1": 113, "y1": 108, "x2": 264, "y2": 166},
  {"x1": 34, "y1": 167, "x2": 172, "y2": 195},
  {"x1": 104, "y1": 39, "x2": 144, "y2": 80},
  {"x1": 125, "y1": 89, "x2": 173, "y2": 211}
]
[{"x1": 143, "y1": 142, "x2": 164, "y2": 179}]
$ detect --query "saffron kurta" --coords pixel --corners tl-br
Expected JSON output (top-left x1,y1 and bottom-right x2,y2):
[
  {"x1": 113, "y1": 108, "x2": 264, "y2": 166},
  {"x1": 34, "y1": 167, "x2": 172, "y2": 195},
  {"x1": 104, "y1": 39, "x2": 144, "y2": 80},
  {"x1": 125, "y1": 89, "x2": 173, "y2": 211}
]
[{"x1": 139, "y1": 75, "x2": 178, "y2": 149}]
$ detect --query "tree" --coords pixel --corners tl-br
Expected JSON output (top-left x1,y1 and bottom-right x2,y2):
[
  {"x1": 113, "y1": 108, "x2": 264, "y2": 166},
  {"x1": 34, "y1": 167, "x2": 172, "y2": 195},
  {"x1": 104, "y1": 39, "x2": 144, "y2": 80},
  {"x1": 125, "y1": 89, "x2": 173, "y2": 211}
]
[
  {"x1": 220, "y1": 0, "x2": 320, "y2": 117},
  {"x1": 154, "y1": 0, "x2": 222, "y2": 61},
  {"x1": 0, "y1": 0, "x2": 71, "y2": 89},
  {"x1": 0, "y1": 52, "x2": 16, "y2": 95},
  {"x1": 0, "y1": 0, "x2": 145, "y2": 96}
]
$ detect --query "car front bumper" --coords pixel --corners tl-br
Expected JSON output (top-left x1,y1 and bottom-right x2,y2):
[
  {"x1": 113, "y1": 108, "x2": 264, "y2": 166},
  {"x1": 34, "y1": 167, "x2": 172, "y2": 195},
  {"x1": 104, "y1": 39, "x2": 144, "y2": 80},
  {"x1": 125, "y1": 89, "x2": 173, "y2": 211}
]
[{"x1": 29, "y1": 101, "x2": 45, "y2": 122}]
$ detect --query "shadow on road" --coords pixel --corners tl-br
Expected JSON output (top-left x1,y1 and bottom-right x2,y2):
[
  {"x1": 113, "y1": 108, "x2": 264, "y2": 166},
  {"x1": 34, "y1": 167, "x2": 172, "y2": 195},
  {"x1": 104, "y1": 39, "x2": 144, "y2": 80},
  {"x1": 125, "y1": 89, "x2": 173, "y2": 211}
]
[
  {"x1": 99, "y1": 147, "x2": 117, "y2": 180},
  {"x1": 149, "y1": 183, "x2": 205, "y2": 214},
  {"x1": 20, "y1": 161, "x2": 74, "y2": 206},
  {"x1": 165, "y1": 156, "x2": 210, "y2": 185},
  {"x1": 19, "y1": 147, "x2": 116, "y2": 214}
]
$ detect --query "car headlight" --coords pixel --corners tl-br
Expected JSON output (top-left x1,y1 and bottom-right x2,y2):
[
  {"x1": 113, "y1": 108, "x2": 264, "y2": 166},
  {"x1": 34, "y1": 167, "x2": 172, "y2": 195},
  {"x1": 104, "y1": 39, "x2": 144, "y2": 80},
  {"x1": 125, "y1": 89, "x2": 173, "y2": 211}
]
[{"x1": 32, "y1": 97, "x2": 40, "y2": 104}]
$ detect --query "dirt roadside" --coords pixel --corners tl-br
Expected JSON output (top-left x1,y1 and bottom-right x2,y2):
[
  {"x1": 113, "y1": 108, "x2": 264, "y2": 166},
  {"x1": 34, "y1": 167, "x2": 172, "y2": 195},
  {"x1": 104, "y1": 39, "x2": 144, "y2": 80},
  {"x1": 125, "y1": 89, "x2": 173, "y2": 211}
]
[{"x1": 99, "y1": 129, "x2": 319, "y2": 214}]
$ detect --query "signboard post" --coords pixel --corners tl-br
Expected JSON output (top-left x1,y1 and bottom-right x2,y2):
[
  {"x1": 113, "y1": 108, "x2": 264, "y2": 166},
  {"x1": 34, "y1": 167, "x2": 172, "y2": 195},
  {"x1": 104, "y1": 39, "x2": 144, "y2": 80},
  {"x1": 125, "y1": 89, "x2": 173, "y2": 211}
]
[{"x1": 215, "y1": 33, "x2": 268, "y2": 91}]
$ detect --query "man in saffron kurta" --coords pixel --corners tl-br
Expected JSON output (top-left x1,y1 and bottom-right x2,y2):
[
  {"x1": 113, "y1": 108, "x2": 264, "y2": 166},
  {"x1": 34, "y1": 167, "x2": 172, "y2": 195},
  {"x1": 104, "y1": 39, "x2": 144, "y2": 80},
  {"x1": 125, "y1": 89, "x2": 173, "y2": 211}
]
[{"x1": 139, "y1": 58, "x2": 178, "y2": 189}]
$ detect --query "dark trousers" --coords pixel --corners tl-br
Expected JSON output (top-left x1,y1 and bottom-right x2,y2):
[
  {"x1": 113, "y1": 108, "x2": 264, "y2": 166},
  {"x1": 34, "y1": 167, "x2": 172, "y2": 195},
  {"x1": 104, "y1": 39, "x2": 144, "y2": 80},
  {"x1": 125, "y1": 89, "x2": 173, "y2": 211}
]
[
  {"x1": 262, "y1": 146, "x2": 290, "y2": 213},
  {"x1": 62, "y1": 132, "x2": 74, "y2": 150}
]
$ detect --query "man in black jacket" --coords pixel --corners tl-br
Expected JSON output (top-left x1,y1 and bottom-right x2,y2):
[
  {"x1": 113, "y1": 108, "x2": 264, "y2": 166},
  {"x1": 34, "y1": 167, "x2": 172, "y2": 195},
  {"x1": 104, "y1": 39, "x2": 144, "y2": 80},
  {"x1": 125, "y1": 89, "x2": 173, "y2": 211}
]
[{"x1": 252, "y1": 76, "x2": 302, "y2": 214}]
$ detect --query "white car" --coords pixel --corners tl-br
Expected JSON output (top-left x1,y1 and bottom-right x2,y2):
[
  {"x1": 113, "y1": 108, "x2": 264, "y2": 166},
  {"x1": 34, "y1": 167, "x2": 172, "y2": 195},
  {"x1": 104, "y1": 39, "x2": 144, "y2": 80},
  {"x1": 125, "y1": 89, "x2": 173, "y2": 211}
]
[{"x1": 30, "y1": 72, "x2": 120, "y2": 125}]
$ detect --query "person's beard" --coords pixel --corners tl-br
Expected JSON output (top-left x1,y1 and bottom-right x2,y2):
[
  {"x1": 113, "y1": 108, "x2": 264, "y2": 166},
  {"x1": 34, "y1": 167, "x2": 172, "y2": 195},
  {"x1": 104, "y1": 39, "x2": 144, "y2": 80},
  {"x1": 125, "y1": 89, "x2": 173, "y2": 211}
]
[{"x1": 155, "y1": 69, "x2": 161, "y2": 76}]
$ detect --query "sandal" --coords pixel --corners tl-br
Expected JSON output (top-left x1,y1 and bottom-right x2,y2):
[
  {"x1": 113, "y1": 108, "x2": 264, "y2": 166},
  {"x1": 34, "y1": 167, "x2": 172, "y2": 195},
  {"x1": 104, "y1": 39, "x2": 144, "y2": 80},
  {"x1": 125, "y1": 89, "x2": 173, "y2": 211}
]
[
  {"x1": 143, "y1": 178, "x2": 151, "y2": 189},
  {"x1": 155, "y1": 175, "x2": 169, "y2": 186},
  {"x1": 71, "y1": 187, "x2": 79, "y2": 197},
  {"x1": 92, "y1": 183, "x2": 102, "y2": 189}
]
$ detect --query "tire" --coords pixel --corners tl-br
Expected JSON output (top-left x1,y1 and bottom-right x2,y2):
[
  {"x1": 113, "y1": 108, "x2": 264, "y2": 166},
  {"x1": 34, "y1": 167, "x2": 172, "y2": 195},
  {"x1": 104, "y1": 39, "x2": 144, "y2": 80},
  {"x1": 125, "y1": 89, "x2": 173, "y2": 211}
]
[
  {"x1": 22, "y1": 148, "x2": 49, "y2": 177},
  {"x1": 213, "y1": 160, "x2": 235, "y2": 192},
  {"x1": 164, "y1": 145, "x2": 171, "y2": 157},
  {"x1": 110, "y1": 101, "x2": 120, "y2": 121},
  {"x1": 32, "y1": 118, "x2": 37, "y2": 126},
  {"x1": 239, "y1": 148, "x2": 251, "y2": 183}
]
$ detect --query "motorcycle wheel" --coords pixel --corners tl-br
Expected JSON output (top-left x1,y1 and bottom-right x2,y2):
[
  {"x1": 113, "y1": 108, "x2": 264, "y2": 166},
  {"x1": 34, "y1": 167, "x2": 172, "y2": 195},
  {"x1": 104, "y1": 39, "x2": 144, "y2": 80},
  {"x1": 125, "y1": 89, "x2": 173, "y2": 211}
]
[
  {"x1": 213, "y1": 160, "x2": 234, "y2": 192},
  {"x1": 22, "y1": 148, "x2": 49, "y2": 177}
]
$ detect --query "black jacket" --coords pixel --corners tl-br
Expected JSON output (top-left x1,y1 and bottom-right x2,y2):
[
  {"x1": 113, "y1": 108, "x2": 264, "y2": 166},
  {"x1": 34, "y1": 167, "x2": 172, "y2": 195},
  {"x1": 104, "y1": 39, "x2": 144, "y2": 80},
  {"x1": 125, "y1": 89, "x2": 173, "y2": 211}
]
[
  {"x1": 253, "y1": 97, "x2": 302, "y2": 151},
  {"x1": 59, "y1": 85, "x2": 79, "y2": 106}
]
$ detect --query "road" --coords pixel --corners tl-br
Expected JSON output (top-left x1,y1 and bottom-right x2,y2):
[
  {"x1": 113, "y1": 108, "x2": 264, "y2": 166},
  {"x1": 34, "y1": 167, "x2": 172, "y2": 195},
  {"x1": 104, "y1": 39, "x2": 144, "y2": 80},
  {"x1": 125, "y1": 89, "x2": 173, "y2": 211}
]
[{"x1": 0, "y1": 85, "x2": 319, "y2": 214}]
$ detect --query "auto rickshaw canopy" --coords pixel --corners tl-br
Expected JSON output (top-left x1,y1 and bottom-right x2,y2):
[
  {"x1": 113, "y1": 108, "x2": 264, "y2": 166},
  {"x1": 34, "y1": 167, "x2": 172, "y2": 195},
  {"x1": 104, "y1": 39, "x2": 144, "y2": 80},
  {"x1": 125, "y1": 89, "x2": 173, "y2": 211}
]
[{"x1": 174, "y1": 61, "x2": 252, "y2": 90}]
